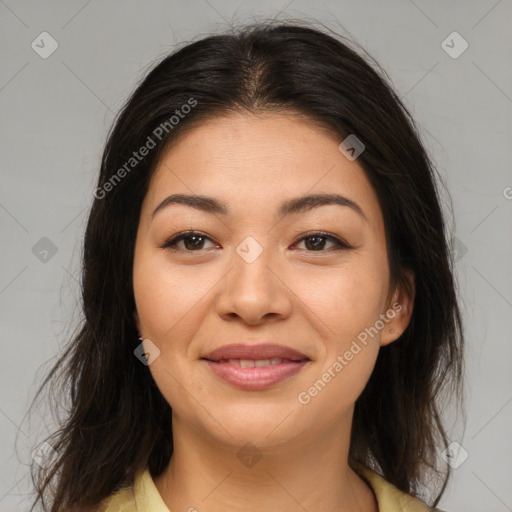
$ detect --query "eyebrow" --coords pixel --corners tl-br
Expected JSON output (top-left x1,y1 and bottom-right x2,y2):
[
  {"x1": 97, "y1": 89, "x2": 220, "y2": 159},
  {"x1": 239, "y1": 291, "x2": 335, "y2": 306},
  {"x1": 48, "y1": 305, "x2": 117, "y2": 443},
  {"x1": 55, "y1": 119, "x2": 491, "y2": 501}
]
[{"x1": 152, "y1": 193, "x2": 367, "y2": 222}]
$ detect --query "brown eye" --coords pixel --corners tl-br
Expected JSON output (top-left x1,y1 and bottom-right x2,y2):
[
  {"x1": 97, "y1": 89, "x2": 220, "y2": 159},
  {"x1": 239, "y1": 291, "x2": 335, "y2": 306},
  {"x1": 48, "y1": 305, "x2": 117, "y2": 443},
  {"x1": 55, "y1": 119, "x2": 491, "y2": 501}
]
[
  {"x1": 294, "y1": 232, "x2": 351, "y2": 252},
  {"x1": 160, "y1": 231, "x2": 217, "y2": 251}
]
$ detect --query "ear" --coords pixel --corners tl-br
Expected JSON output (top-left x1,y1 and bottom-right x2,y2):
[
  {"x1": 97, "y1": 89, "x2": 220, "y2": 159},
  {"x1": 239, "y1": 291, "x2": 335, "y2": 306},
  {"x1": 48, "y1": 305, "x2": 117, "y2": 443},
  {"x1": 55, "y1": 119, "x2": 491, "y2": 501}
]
[
  {"x1": 133, "y1": 310, "x2": 141, "y2": 337},
  {"x1": 380, "y1": 269, "x2": 415, "y2": 347}
]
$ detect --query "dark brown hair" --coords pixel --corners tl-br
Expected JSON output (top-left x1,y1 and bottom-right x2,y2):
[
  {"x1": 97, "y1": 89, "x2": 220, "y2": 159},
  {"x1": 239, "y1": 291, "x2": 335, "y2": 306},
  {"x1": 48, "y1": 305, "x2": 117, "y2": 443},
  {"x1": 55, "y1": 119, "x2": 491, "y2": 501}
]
[{"x1": 28, "y1": 20, "x2": 465, "y2": 511}]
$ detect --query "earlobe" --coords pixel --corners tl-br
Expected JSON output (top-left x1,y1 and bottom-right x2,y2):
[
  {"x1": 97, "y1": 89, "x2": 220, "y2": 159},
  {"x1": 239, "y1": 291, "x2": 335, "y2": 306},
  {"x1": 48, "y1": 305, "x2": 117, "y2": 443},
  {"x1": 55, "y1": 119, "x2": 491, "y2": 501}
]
[{"x1": 380, "y1": 270, "x2": 415, "y2": 347}]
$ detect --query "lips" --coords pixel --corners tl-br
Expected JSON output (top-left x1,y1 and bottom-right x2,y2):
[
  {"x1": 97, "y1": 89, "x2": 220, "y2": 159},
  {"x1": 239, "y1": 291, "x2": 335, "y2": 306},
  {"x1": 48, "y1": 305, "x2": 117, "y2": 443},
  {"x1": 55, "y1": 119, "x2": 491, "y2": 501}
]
[
  {"x1": 201, "y1": 343, "x2": 310, "y2": 391},
  {"x1": 202, "y1": 343, "x2": 309, "y2": 362}
]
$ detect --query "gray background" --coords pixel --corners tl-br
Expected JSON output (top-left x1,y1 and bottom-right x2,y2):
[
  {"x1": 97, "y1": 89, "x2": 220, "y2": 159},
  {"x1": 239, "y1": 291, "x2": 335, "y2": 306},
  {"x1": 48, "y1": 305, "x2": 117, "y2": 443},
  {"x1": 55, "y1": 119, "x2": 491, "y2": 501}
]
[{"x1": 1, "y1": 1, "x2": 511, "y2": 511}]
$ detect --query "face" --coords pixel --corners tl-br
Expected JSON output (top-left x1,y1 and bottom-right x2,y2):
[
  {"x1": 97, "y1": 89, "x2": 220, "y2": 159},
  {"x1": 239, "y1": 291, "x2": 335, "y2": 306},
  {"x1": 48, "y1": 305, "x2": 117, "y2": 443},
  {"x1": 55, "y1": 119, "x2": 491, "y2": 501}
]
[{"x1": 132, "y1": 112, "x2": 413, "y2": 450}]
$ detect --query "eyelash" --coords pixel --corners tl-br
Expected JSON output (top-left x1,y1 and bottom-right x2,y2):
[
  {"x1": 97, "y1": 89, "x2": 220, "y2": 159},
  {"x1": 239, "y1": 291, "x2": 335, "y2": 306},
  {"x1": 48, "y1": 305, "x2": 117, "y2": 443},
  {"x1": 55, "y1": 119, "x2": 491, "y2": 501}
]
[{"x1": 159, "y1": 230, "x2": 352, "y2": 253}]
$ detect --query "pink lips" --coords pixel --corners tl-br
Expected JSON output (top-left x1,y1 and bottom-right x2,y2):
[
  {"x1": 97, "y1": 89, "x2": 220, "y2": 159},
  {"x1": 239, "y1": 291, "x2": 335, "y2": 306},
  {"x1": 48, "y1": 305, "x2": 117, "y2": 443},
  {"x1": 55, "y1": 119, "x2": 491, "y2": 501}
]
[{"x1": 201, "y1": 343, "x2": 310, "y2": 391}]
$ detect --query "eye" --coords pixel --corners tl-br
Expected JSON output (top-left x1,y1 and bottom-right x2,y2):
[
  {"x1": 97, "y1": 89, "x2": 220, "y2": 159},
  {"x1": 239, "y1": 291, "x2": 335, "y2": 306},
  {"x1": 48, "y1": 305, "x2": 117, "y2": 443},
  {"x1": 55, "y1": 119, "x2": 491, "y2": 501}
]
[
  {"x1": 293, "y1": 231, "x2": 352, "y2": 252},
  {"x1": 159, "y1": 231, "x2": 218, "y2": 252},
  {"x1": 159, "y1": 230, "x2": 352, "y2": 253}
]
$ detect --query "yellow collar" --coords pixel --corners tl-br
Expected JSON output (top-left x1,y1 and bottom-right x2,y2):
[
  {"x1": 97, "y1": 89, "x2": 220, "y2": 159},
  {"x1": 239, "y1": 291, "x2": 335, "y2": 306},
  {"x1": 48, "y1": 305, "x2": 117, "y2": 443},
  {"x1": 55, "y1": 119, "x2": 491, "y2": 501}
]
[{"x1": 101, "y1": 466, "x2": 433, "y2": 511}]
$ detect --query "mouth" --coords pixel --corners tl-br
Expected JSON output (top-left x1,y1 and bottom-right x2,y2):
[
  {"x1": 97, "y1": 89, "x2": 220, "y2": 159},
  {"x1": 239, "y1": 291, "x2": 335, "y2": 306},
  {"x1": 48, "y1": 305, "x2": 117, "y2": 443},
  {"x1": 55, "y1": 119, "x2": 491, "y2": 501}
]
[{"x1": 201, "y1": 343, "x2": 310, "y2": 391}]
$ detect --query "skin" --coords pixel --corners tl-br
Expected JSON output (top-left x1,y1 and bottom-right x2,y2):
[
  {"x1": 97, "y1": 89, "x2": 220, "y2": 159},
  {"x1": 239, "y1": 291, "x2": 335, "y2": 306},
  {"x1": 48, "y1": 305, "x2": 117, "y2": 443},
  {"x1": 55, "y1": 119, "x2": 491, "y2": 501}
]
[{"x1": 132, "y1": 111, "x2": 414, "y2": 512}]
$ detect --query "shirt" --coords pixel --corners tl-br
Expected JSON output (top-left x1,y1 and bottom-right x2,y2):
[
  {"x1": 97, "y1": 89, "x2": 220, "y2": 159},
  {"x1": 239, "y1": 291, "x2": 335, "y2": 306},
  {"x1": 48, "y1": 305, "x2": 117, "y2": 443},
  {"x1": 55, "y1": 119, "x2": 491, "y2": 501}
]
[{"x1": 98, "y1": 466, "x2": 441, "y2": 512}]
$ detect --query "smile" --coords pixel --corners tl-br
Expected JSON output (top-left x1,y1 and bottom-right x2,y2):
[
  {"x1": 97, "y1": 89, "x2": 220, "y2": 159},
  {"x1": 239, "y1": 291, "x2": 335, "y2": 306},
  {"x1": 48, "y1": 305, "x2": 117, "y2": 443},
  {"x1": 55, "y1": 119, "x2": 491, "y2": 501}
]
[
  {"x1": 201, "y1": 343, "x2": 310, "y2": 391},
  {"x1": 203, "y1": 358, "x2": 309, "y2": 391}
]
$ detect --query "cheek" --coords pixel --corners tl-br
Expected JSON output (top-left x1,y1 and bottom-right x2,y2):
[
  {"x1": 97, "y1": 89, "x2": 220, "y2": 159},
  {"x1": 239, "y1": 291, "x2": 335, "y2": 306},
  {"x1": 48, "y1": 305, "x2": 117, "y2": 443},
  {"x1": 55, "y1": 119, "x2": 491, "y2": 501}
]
[
  {"x1": 132, "y1": 254, "x2": 208, "y2": 410},
  {"x1": 296, "y1": 258, "x2": 389, "y2": 348},
  {"x1": 133, "y1": 248, "x2": 211, "y2": 344},
  {"x1": 294, "y1": 266, "x2": 385, "y2": 415}
]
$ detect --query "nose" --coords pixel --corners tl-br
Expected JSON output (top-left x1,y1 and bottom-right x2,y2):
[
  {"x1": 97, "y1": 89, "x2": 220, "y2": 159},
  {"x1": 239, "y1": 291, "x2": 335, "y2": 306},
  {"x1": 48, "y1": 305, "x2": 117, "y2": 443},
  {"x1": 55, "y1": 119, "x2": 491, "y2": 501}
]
[{"x1": 215, "y1": 240, "x2": 293, "y2": 326}]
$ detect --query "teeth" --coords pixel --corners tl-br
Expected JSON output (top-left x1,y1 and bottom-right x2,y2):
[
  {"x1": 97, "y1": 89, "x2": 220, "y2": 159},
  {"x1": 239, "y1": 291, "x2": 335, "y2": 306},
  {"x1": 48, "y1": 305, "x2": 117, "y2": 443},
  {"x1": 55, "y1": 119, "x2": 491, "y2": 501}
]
[{"x1": 222, "y1": 358, "x2": 284, "y2": 367}]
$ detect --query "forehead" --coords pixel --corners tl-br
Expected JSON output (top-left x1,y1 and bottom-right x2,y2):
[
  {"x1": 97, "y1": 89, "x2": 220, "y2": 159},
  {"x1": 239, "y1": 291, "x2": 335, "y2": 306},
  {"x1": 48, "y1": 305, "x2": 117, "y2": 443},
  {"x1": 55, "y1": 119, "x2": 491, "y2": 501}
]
[{"x1": 144, "y1": 112, "x2": 383, "y2": 229}]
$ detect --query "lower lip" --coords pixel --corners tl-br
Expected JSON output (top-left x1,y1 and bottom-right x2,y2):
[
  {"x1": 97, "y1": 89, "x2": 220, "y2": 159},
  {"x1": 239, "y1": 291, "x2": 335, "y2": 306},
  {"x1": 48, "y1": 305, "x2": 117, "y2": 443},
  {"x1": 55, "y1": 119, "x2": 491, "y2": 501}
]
[{"x1": 203, "y1": 360, "x2": 309, "y2": 391}]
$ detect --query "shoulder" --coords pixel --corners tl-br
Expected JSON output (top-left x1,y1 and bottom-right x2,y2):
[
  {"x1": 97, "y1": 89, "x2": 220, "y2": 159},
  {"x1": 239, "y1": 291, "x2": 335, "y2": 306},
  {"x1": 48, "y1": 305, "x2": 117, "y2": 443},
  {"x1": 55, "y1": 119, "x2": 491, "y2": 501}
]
[
  {"x1": 96, "y1": 467, "x2": 167, "y2": 512},
  {"x1": 97, "y1": 485, "x2": 136, "y2": 512},
  {"x1": 354, "y1": 465, "x2": 449, "y2": 512}
]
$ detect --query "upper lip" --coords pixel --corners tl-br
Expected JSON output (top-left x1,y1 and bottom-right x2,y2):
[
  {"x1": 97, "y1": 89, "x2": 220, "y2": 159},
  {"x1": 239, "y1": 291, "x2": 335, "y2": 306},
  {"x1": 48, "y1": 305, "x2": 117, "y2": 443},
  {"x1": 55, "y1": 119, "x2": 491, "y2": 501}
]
[{"x1": 202, "y1": 343, "x2": 309, "y2": 362}]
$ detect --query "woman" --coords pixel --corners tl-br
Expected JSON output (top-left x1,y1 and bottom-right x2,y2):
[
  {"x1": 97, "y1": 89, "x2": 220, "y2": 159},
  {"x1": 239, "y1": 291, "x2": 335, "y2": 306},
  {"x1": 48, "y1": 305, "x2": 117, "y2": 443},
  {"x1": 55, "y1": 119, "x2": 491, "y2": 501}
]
[{"x1": 30, "y1": 20, "x2": 464, "y2": 512}]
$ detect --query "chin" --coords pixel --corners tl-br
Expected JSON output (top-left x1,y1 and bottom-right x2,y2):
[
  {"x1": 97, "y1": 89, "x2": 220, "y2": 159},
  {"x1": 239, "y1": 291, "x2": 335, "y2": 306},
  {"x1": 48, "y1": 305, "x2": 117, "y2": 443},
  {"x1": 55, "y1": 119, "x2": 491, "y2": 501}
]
[{"x1": 202, "y1": 405, "x2": 307, "y2": 448}]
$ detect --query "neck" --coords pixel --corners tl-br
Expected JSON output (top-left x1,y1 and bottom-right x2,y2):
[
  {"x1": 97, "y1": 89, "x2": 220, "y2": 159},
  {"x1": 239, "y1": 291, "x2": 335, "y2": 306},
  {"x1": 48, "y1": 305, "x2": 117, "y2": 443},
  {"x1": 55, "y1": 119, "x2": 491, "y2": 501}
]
[{"x1": 153, "y1": 412, "x2": 378, "y2": 512}]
